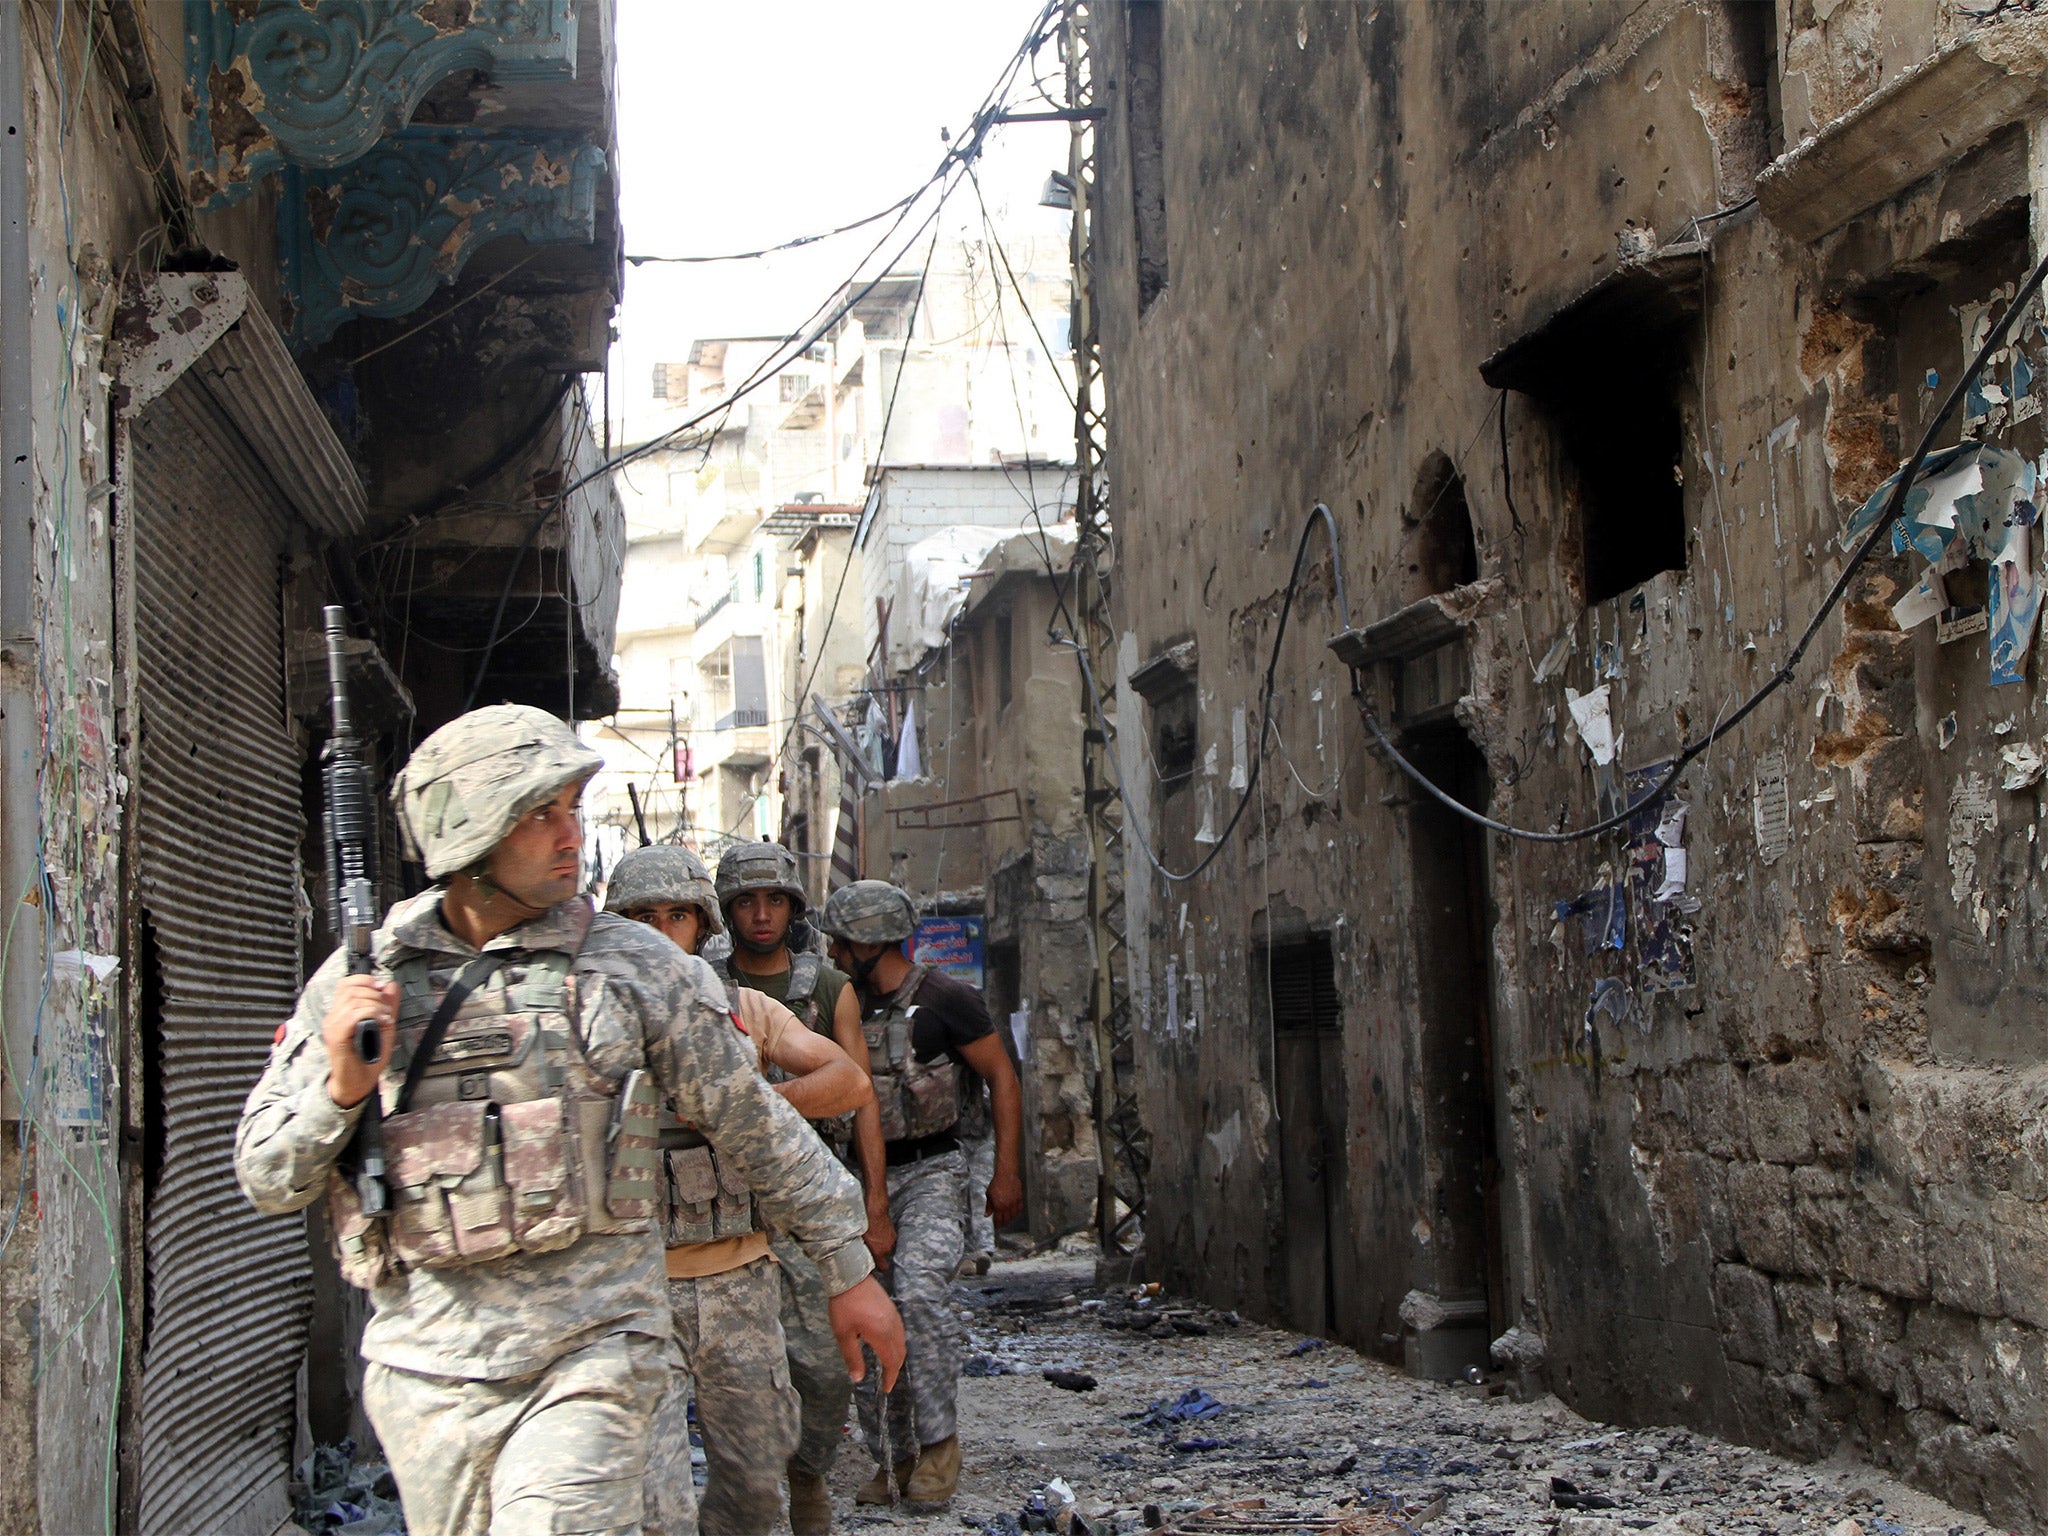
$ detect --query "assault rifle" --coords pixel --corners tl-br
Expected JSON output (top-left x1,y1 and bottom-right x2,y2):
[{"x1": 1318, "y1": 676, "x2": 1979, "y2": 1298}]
[{"x1": 324, "y1": 605, "x2": 388, "y2": 1216}]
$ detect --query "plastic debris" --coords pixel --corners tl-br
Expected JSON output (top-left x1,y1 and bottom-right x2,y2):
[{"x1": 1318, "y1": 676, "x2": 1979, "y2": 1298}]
[
  {"x1": 965, "y1": 1353, "x2": 1019, "y2": 1377},
  {"x1": 1137, "y1": 1387, "x2": 1227, "y2": 1428},
  {"x1": 1549, "y1": 1476, "x2": 1619, "y2": 1510},
  {"x1": 1287, "y1": 1337, "x2": 1328, "y2": 1357},
  {"x1": 295, "y1": 1441, "x2": 405, "y2": 1536}
]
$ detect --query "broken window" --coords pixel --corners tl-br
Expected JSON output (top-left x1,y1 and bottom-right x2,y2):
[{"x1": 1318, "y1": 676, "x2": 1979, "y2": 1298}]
[
  {"x1": 1130, "y1": 640, "x2": 1198, "y2": 796},
  {"x1": 1403, "y1": 453, "x2": 1480, "y2": 603},
  {"x1": 1482, "y1": 247, "x2": 1703, "y2": 607},
  {"x1": 1126, "y1": 0, "x2": 1169, "y2": 312},
  {"x1": 1151, "y1": 683, "x2": 1196, "y2": 791}
]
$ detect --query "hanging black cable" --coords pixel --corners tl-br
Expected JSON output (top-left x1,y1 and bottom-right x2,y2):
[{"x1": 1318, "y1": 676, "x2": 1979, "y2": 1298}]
[
  {"x1": 1064, "y1": 503, "x2": 1346, "y2": 884},
  {"x1": 1358, "y1": 240, "x2": 2048, "y2": 843}
]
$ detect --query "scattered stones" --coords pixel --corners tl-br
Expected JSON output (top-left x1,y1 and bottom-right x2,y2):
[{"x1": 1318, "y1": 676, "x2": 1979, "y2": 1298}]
[{"x1": 839, "y1": 1255, "x2": 1998, "y2": 1536}]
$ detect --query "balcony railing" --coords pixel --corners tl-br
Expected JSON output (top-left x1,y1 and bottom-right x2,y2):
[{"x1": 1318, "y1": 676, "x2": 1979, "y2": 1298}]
[{"x1": 714, "y1": 708, "x2": 769, "y2": 731}]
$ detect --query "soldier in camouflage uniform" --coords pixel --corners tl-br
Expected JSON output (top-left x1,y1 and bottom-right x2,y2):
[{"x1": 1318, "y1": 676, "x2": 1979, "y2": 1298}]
[
  {"x1": 819, "y1": 881, "x2": 1024, "y2": 1514},
  {"x1": 712, "y1": 842, "x2": 893, "y2": 1536},
  {"x1": 236, "y1": 707, "x2": 904, "y2": 1536},
  {"x1": 605, "y1": 844, "x2": 869, "y2": 1536}
]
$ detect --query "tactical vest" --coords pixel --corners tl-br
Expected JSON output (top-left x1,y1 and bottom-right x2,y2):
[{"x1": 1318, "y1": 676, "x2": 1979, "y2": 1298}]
[
  {"x1": 328, "y1": 913, "x2": 659, "y2": 1289},
  {"x1": 711, "y1": 950, "x2": 855, "y2": 1151},
  {"x1": 862, "y1": 963, "x2": 964, "y2": 1143},
  {"x1": 658, "y1": 973, "x2": 759, "y2": 1248}
]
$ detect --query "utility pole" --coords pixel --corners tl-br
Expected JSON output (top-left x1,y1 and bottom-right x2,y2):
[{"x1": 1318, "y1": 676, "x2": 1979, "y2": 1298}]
[{"x1": 1065, "y1": 0, "x2": 1148, "y2": 1268}]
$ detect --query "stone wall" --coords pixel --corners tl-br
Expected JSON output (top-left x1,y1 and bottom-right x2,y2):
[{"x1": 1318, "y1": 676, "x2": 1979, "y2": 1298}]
[{"x1": 1092, "y1": 2, "x2": 2048, "y2": 1526}]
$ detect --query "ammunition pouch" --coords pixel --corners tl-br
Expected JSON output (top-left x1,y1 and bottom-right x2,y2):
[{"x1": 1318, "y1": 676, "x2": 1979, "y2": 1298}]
[
  {"x1": 658, "y1": 1123, "x2": 758, "y2": 1247},
  {"x1": 323, "y1": 913, "x2": 657, "y2": 1289},
  {"x1": 863, "y1": 965, "x2": 962, "y2": 1144}
]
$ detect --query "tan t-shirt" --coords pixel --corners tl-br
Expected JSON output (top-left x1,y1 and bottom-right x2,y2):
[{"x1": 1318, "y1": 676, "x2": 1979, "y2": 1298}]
[{"x1": 664, "y1": 988, "x2": 800, "y2": 1279}]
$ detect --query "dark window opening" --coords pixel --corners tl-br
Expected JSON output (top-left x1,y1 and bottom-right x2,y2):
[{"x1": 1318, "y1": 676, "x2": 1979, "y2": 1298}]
[
  {"x1": 1404, "y1": 453, "x2": 1480, "y2": 603},
  {"x1": 1126, "y1": 0, "x2": 1168, "y2": 312},
  {"x1": 1526, "y1": 330, "x2": 1690, "y2": 606},
  {"x1": 1260, "y1": 931, "x2": 1340, "y2": 1035},
  {"x1": 1577, "y1": 363, "x2": 1686, "y2": 604},
  {"x1": 1483, "y1": 249, "x2": 1702, "y2": 609},
  {"x1": 1152, "y1": 682, "x2": 1196, "y2": 793}
]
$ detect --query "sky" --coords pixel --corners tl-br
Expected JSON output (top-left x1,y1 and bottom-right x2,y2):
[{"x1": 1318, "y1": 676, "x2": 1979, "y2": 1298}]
[{"x1": 607, "y1": 0, "x2": 1069, "y2": 446}]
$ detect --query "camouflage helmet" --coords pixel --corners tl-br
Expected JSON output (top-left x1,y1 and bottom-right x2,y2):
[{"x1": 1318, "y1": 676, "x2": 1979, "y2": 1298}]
[
  {"x1": 604, "y1": 844, "x2": 725, "y2": 936},
  {"x1": 715, "y1": 840, "x2": 807, "y2": 914},
  {"x1": 393, "y1": 704, "x2": 601, "y2": 880},
  {"x1": 818, "y1": 879, "x2": 916, "y2": 946}
]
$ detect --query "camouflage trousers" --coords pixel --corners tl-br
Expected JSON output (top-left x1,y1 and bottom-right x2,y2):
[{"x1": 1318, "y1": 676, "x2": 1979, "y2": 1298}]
[
  {"x1": 959, "y1": 1132, "x2": 995, "y2": 1258},
  {"x1": 363, "y1": 1330, "x2": 668, "y2": 1536},
  {"x1": 855, "y1": 1149, "x2": 966, "y2": 1458},
  {"x1": 644, "y1": 1257, "x2": 801, "y2": 1536},
  {"x1": 772, "y1": 1232, "x2": 854, "y2": 1477}
]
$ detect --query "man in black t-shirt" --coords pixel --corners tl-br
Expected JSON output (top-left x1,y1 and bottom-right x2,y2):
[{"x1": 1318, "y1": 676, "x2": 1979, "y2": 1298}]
[{"x1": 818, "y1": 881, "x2": 1022, "y2": 1514}]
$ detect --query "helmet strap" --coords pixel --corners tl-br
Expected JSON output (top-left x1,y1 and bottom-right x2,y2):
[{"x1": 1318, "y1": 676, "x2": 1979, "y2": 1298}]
[
  {"x1": 846, "y1": 944, "x2": 886, "y2": 990},
  {"x1": 734, "y1": 927, "x2": 785, "y2": 958}
]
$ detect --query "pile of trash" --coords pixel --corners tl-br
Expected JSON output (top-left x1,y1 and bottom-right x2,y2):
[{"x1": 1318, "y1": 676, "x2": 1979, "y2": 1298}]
[
  {"x1": 1093, "y1": 1283, "x2": 1242, "y2": 1339},
  {"x1": 293, "y1": 1442, "x2": 404, "y2": 1536}
]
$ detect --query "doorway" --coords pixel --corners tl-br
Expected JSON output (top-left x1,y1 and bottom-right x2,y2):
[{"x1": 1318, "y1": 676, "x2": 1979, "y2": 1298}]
[
  {"x1": 1402, "y1": 725, "x2": 1505, "y2": 1377},
  {"x1": 1257, "y1": 932, "x2": 1347, "y2": 1337}
]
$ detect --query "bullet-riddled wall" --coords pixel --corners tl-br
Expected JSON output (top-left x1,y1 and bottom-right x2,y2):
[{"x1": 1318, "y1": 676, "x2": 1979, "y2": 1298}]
[{"x1": 1093, "y1": 2, "x2": 2048, "y2": 1526}]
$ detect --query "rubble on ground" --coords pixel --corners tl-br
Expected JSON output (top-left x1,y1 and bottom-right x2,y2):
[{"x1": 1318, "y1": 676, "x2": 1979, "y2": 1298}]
[{"x1": 825, "y1": 1255, "x2": 2004, "y2": 1536}]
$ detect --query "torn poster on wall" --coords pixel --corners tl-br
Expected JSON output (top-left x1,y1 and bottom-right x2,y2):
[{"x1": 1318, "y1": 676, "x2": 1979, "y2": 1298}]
[
  {"x1": 1842, "y1": 442, "x2": 2042, "y2": 684},
  {"x1": 1554, "y1": 764, "x2": 1700, "y2": 1034}
]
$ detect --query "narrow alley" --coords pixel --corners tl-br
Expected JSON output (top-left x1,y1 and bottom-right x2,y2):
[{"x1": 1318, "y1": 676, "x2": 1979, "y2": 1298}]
[
  {"x1": 15, "y1": 2, "x2": 2048, "y2": 1535},
  {"x1": 823, "y1": 1254, "x2": 1990, "y2": 1536}
]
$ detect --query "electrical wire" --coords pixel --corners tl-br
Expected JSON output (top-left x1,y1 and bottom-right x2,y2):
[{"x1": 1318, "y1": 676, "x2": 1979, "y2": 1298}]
[
  {"x1": 1057, "y1": 232, "x2": 2048, "y2": 872},
  {"x1": 1363, "y1": 238, "x2": 2048, "y2": 843},
  {"x1": 566, "y1": 0, "x2": 1064, "y2": 502},
  {"x1": 1067, "y1": 504, "x2": 1348, "y2": 883},
  {"x1": 717, "y1": 216, "x2": 948, "y2": 840},
  {"x1": 624, "y1": 188, "x2": 923, "y2": 264}
]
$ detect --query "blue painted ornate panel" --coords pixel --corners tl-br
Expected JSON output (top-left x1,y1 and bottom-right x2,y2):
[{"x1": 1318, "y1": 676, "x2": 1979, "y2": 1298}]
[
  {"x1": 183, "y1": 0, "x2": 580, "y2": 208},
  {"x1": 277, "y1": 131, "x2": 603, "y2": 348}
]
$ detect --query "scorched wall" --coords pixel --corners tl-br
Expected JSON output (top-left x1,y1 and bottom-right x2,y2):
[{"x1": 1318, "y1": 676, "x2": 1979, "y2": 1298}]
[{"x1": 1092, "y1": 2, "x2": 2048, "y2": 1528}]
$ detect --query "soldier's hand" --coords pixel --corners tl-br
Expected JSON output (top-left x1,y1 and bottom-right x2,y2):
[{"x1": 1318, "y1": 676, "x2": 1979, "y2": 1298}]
[
  {"x1": 864, "y1": 1195, "x2": 897, "y2": 1269},
  {"x1": 322, "y1": 977, "x2": 398, "y2": 1109},
  {"x1": 986, "y1": 1168, "x2": 1024, "y2": 1229},
  {"x1": 829, "y1": 1275, "x2": 906, "y2": 1392}
]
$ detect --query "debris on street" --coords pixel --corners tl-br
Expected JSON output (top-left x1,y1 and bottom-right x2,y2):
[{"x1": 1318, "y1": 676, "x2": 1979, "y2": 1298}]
[{"x1": 826, "y1": 1255, "x2": 2002, "y2": 1536}]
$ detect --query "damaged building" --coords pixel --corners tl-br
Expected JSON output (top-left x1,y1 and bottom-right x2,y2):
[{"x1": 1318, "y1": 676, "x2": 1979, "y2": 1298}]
[
  {"x1": 1084, "y1": 1, "x2": 2048, "y2": 1528},
  {"x1": 0, "y1": 3, "x2": 622, "y2": 1532}
]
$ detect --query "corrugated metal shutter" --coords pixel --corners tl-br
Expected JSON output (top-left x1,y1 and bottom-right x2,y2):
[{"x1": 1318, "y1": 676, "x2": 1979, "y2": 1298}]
[{"x1": 130, "y1": 374, "x2": 309, "y2": 1536}]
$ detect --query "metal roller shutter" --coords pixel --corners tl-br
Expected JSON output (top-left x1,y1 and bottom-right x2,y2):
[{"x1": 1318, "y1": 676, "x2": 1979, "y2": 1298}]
[{"x1": 130, "y1": 374, "x2": 309, "y2": 1536}]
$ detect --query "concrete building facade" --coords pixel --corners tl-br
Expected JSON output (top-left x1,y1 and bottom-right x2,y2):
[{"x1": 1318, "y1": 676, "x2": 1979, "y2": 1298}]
[{"x1": 1090, "y1": 2, "x2": 2048, "y2": 1526}]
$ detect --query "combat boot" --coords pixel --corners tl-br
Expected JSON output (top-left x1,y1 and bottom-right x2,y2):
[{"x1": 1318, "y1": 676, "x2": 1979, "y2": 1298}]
[
  {"x1": 853, "y1": 1456, "x2": 915, "y2": 1505},
  {"x1": 904, "y1": 1434, "x2": 961, "y2": 1510},
  {"x1": 787, "y1": 1464, "x2": 833, "y2": 1535}
]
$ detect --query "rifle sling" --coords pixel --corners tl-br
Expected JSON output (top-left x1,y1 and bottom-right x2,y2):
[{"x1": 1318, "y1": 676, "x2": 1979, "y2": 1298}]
[{"x1": 393, "y1": 952, "x2": 509, "y2": 1115}]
